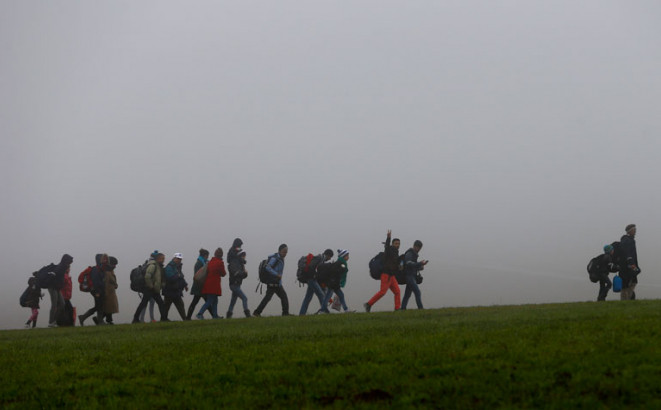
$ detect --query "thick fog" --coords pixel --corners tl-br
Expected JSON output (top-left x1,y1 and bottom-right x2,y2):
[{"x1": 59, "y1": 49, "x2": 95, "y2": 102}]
[{"x1": 1, "y1": 1, "x2": 660, "y2": 329}]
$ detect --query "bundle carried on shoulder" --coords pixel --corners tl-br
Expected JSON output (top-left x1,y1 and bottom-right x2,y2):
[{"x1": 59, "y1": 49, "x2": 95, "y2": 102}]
[{"x1": 193, "y1": 263, "x2": 209, "y2": 287}]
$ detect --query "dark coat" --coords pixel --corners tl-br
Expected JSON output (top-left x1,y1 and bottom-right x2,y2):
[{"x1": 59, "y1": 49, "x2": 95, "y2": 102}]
[
  {"x1": 383, "y1": 236, "x2": 400, "y2": 276},
  {"x1": 403, "y1": 248, "x2": 424, "y2": 276},
  {"x1": 620, "y1": 234, "x2": 640, "y2": 285},
  {"x1": 228, "y1": 257, "x2": 247, "y2": 286},
  {"x1": 163, "y1": 260, "x2": 188, "y2": 299}
]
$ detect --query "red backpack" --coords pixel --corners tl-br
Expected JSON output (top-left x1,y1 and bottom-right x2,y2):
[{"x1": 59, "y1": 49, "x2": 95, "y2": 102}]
[{"x1": 78, "y1": 266, "x2": 93, "y2": 292}]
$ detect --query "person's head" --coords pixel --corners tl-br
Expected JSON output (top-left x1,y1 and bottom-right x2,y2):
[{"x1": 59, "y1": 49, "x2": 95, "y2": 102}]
[
  {"x1": 413, "y1": 240, "x2": 423, "y2": 252},
  {"x1": 155, "y1": 253, "x2": 165, "y2": 265},
  {"x1": 214, "y1": 248, "x2": 224, "y2": 258},
  {"x1": 626, "y1": 224, "x2": 637, "y2": 237},
  {"x1": 60, "y1": 254, "x2": 73, "y2": 267},
  {"x1": 337, "y1": 249, "x2": 350, "y2": 260},
  {"x1": 278, "y1": 244, "x2": 288, "y2": 258},
  {"x1": 392, "y1": 238, "x2": 401, "y2": 250},
  {"x1": 199, "y1": 248, "x2": 209, "y2": 259},
  {"x1": 603, "y1": 244, "x2": 614, "y2": 255},
  {"x1": 109, "y1": 256, "x2": 118, "y2": 269},
  {"x1": 323, "y1": 249, "x2": 334, "y2": 261},
  {"x1": 173, "y1": 253, "x2": 183, "y2": 265},
  {"x1": 232, "y1": 238, "x2": 244, "y2": 249},
  {"x1": 150, "y1": 250, "x2": 160, "y2": 260}
]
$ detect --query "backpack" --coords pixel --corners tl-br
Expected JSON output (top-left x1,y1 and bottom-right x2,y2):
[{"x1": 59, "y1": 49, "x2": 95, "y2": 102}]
[
  {"x1": 130, "y1": 262, "x2": 149, "y2": 292},
  {"x1": 368, "y1": 252, "x2": 384, "y2": 280},
  {"x1": 316, "y1": 261, "x2": 343, "y2": 289},
  {"x1": 395, "y1": 254, "x2": 408, "y2": 285},
  {"x1": 296, "y1": 253, "x2": 315, "y2": 284},
  {"x1": 586, "y1": 256, "x2": 601, "y2": 283},
  {"x1": 258, "y1": 256, "x2": 280, "y2": 285},
  {"x1": 610, "y1": 241, "x2": 623, "y2": 266},
  {"x1": 77, "y1": 266, "x2": 94, "y2": 292},
  {"x1": 34, "y1": 264, "x2": 57, "y2": 289},
  {"x1": 193, "y1": 264, "x2": 209, "y2": 287},
  {"x1": 19, "y1": 287, "x2": 30, "y2": 307}
]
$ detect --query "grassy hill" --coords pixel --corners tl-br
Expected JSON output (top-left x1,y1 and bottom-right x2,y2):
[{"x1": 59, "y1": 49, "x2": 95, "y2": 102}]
[{"x1": 2, "y1": 301, "x2": 661, "y2": 409}]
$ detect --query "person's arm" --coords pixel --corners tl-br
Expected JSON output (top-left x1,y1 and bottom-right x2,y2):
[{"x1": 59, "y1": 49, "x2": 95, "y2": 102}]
[{"x1": 144, "y1": 264, "x2": 155, "y2": 289}]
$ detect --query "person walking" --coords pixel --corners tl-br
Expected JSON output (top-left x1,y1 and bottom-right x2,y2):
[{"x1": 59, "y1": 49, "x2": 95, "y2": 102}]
[
  {"x1": 79, "y1": 254, "x2": 108, "y2": 326},
  {"x1": 163, "y1": 253, "x2": 189, "y2": 321},
  {"x1": 590, "y1": 245, "x2": 618, "y2": 301},
  {"x1": 401, "y1": 240, "x2": 429, "y2": 310},
  {"x1": 620, "y1": 224, "x2": 641, "y2": 300},
  {"x1": 298, "y1": 249, "x2": 333, "y2": 316},
  {"x1": 227, "y1": 247, "x2": 251, "y2": 318},
  {"x1": 57, "y1": 267, "x2": 75, "y2": 326},
  {"x1": 132, "y1": 253, "x2": 168, "y2": 323},
  {"x1": 103, "y1": 256, "x2": 119, "y2": 324},
  {"x1": 365, "y1": 231, "x2": 401, "y2": 312},
  {"x1": 253, "y1": 244, "x2": 290, "y2": 317},
  {"x1": 319, "y1": 249, "x2": 353, "y2": 313},
  {"x1": 23, "y1": 276, "x2": 42, "y2": 329},
  {"x1": 196, "y1": 248, "x2": 226, "y2": 319},
  {"x1": 46, "y1": 254, "x2": 73, "y2": 328},
  {"x1": 186, "y1": 248, "x2": 211, "y2": 320}
]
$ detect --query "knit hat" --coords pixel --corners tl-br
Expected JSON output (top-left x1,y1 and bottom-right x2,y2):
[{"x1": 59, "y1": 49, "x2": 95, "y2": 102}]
[
  {"x1": 109, "y1": 256, "x2": 118, "y2": 267},
  {"x1": 603, "y1": 244, "x2": 613, "y2": 254},
  {"x1": 174, "y1": 253, "x2": 183, "y2": 260},
  {"x1": 337, "y1": 249, "x2": 349, "y2": 259}
]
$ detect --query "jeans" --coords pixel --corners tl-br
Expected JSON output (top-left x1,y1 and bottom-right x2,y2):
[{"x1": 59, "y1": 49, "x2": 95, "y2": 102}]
[
  {"x1": 298, "y1": 279, "x2": 325, "y2": 315},
  {"x1": 401, "y1": 274, "x2": 423, "y2": 310},
  {"x1": 367, "y1": 274, "x2": 401, "y2": 310},
  {"x1": 254, "y1": 285, "x2": 289, "y2": 316},
  {"x1": 187, "y1": 295, "x2": 211, "y2": 320},
  {"x1": 198, "y1": 294, "x2": 219, "y2": 318},
  {"x1": 48, "y1": 288, "x2": 64, "y2": 325},
  {"x1": 320, "y1": 287, "x2": 347, "y2": 312},
  {"x1": 228, "y1": 284, "x2": 249, "y2": 313},
  {"x1": 133, "y1": 289, "x2": 165, "y2": 322},
  {"x1": 140, "y1": 298, "x2": 156, "y2": 322}
]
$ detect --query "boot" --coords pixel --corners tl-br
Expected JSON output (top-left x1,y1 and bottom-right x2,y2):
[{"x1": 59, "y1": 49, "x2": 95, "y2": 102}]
[
  {"x1": 244, "y1": 309, "x2": 251, "y2": 318},
  {"x1": 226, "y1": 311, "x2": 232, "y2": 319}
]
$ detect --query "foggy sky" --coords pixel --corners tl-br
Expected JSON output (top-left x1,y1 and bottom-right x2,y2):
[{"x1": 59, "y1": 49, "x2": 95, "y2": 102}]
[{"x1": 1, "y1": 1, "x2": 660, "y2": 329}]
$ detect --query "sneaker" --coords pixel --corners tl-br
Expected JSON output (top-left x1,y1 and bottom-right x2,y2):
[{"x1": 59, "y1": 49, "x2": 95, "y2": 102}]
[
  {"x1": 253, "y1": 312, "x2": 261, "y2": 317},
  {"x1": 79, "y1": 315, "x2": 85, "y2": 327},
  {"x1": 92, "y1": 317, "x2": 98, "y2": 325},
  {"x1": 24, "y1": 323, "x2": 31, "y2": 329},
  {"x1": 196, "y1": 314, "x2": 204, "y2": 320},
  {"x1": 48, "y1": 323, "x2": 58, "y2": 328},
  {"x1": 226, "y1": 311, "x2": 233, "y2": 319},
  {"x1": 343, "y1": 309, "x2": 356, "y2": 313},
  {"x1": 363, "y1": 303, "x2": 371, "y2": 313},
  {"x1": 151, "y1": 319, "x2": 157, "y2": 323}
]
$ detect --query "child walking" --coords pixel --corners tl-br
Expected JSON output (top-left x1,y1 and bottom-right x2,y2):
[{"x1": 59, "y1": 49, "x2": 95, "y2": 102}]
[{"x1": 23, "y1": 276, "x2": 42, "y2": 328}]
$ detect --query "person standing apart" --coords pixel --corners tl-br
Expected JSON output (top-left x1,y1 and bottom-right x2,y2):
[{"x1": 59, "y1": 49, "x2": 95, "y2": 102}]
[
  {"x1": 365, "y1": 231, "x2": 401, "y2": 312},
  {"x1": 620, "y1": 224, "x2": 640, "y2": 300},
  {"x1": 253, "y1": 244, "x2": 290, "y2": 317},
  {"x1": 227, "y1": 248, "x2": 251, "y2": 318},
  {"x1": 197, "y1": 248, "x2": 226, "y2": 319},
  {"x1": 186, "y1": 248, "x2": 210, "y2": 320},
  {"x1": 401, "y1": 240, "x2": 429, "y2": 310}
]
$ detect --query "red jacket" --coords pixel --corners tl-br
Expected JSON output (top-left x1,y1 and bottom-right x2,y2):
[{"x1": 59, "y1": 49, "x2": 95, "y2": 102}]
[
  {"x1": 60, "y1": 273, "x2": 72, "y2": 300},
  {"x1": 202, "y1": 257, "x2": 226, "y2": 296}
]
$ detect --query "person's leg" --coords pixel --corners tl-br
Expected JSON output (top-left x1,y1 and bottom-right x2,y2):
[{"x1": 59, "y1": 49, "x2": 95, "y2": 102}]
[
  {"x1": 334, "y1": 288, "x2": 349, "y2": 311},
  {"x1": 197, "y1": 295, "x2": 213, "y2": 318},
  {"x1": 236, "y1": 287, "x2": 249, "y2": 313},
  {"x1": 94, "y1": 293, "x2": 105, "y2": 324},
  {"x1": 319, "y1": 288, "x2": 333, "y2": 313},
  {"x1": 163, "y1": 296, "x2": 173, "y2": 320},
  {"x1": 401, "y1": 275, "x2": 415, "y2": 310},
  {"x1": 299, "y1": 285, "x2": 315, "y2": 315},
  {"x1": 187, "y1": 295, "x2": 201, "y2": 320},
  {"x1": 309, "y1": 279, "x2": 326, "y2": 307},
  {"x1": 174, "y1": 297, "x2": 187, "y2": 320},
  {"x1": 210, "y1": 295, "x2": 220, "y2": 318},
  {"x1": 48, "y1": 288, "x2": 59, "y2": 325},
  {"x1": 28, "y1": 307, "x2": 39, "y2": 326},
  {"x1": 228, "y1": 285, "x2": 239, "y2": 316},
  {"x1": 367, "y1": 274, "x2": 391, "y2": 307},
  {"x1": 598, "y1": 275, "x2": 612, "y2": 301},
  {"x1": 133, "y1": 293, "x2": 151, "y2": 323},
  {"x1": 151, "y1": 294, "x2": 167, "y2": 320},
  {"x1": 275, "y1": 286, "x2": 289, "y2": 315},
  {"x1": 389, "y1": 276, "x2": 401, "y2": 310},
  {"x1": 253, "y1": 287, "x2": 276, "y2": 316}
]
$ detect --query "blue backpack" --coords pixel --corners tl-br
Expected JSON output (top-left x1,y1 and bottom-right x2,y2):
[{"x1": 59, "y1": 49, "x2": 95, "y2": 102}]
[{"x1": 612, "y1": 275, "x2": 622, "y2": 293}]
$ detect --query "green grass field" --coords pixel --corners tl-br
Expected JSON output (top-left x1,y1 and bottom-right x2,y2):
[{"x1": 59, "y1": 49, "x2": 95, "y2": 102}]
[{"x1": 2, "y1": 301, "x2": 661, "y2": 409}]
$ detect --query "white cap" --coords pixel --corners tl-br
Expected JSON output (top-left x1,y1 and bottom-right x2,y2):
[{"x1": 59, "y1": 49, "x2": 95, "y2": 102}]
[{"x1": 173, "y1": 253, "x2": 183, "y2": 259}]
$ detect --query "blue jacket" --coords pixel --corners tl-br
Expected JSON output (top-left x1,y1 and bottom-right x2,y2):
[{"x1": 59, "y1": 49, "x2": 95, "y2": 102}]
[
  {"x1": 163, "y1": 260, "x2": 188, "y2": 299},
  {"x1": 265, "y1": 253, "x2": 285, "y2": 285}
]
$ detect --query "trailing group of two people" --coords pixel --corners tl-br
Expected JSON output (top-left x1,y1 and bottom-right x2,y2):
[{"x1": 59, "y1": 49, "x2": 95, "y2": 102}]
[{"x1": 587, "y1": 224, "x2": 641, "y2": 301}]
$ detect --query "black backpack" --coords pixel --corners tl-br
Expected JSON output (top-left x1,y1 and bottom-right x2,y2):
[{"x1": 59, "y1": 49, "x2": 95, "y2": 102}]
[
  {"x1": 586, "y1": 256, "x2": 601, "y2": 283},
  {"x1": 316, "y1": 261, "x2": 343, "y2": 289},
  {"x1": 19, "y1": 287, "x2": 30, "y2": 307},
  {"x1": 130, "y1": 261, "x2": 149, "y2": 292},
  {"x1": 258, "y1": 256, "x2": 280, "y2": 285},
  {"x1": 368, "y1": 252, "x2": 384, "y2": 280},
  {"x1": 34, "y1": 264, "x2": 57, "y2": 289},
  {"x1": 610, "y1": 241, "x2": 623, "y2": 267}
]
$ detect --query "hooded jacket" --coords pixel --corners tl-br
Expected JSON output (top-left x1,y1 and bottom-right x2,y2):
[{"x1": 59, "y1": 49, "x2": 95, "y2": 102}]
[
  {"x1": 163, "y1": 259, "x2": 188, "y2": 299},
  {"x1": 144, "y1": 259, "x2": 164, "y2": 292},
  {"x1": 383, "y1": 236, "x2": 400, "y2": 276},
  {"x1": 90, "y1": 254, "x2": 108, "y2": 294}
]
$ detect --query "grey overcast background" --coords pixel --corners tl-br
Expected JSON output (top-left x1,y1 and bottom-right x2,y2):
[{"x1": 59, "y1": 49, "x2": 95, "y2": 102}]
[{"x1": 1, "y1": 1, "x2": 660, "y2": 329}]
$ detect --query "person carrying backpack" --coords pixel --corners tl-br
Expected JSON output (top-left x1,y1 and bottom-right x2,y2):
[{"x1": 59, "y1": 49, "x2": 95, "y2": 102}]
[
  {"x1": 186, "y1": 248, "x2": 212, "y2": 320},
  {"x1": 22, "y1": 276, "x2": 43, "y2": 329},
  {"x1": 318, "y1": 249, "x2": 354, "y2": 313},
  {"x1": 132, "y1": 253, "x2": 168, "y2": 323},
  {"x1": 253, "y1": 244, "x2": 290, "y2": 317},
  {"x1": 79, "y1": 254, "x2": 109, "y2": 326},
  {"x1": 589, "y1": 244, "x2": 619, "y2": 301},
  {"x1": 227, "y1": 245, "x2": 251, "y2": 318},
  {"x1": 364, "y1": 231, "x2": 401, "y2": 312},
  {"x1": 401, "y1": 240, "x2": 429, "y2": 310},
  {"x1": 196, "y1": 248, "x2": 226, "y2": 319},
  {"x1": 163, "y1": 253, "x2": 189, "y2": 321},
  {"x1": 45, "y1": 254, "x2": 74, "y2": 328},
  {"x1": 298, "y1": 249, "x2": 333, "y2": 316},
  {"x1": 620, "y1": 224, "x2": 641, "y2": 300}
]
